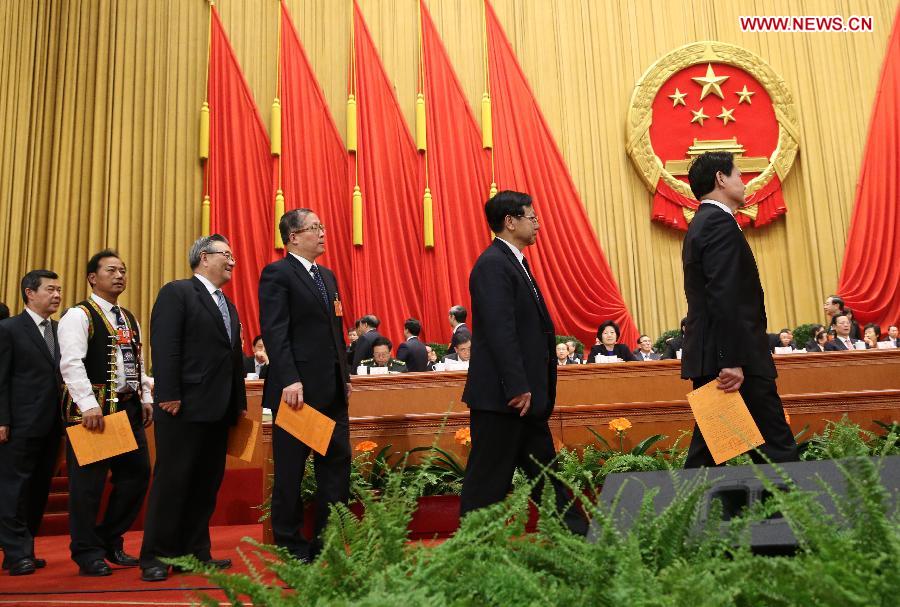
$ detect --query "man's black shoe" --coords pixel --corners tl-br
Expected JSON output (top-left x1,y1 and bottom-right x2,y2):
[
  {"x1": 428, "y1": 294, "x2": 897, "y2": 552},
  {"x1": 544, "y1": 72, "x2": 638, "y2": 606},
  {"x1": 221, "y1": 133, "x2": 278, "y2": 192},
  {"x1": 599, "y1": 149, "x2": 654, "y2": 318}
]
[
  {"x1": 141, "y1": 565, "x2": 168, "y2": 582},
  {"x1": 8, "y1": 558, "x2": 36, "y2": 576},
  {"x1": 33, "y1": 558, "x2": 46, "y2": 569},
  {"x1": 106, "y1": 549, "x2": 139, "y2": 567},
  {"x1": 79, "y1": 559, "x2": 112, "y2": 577}
]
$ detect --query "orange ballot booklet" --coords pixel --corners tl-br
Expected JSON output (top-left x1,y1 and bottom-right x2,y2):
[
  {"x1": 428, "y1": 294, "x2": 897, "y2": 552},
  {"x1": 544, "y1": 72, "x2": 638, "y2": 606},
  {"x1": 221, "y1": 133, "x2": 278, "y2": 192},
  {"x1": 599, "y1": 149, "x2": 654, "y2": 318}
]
[
  {"x1": 65, "y1": 410, "x2": 138, "y2": 466},
  {"x1": 274, "y1": 401, "x2": 335, "y2": 455},
  {"x1": 227, "y1": 416, "x2": 260, "y2": 462},
  {"x1": 686, "y1": 379, "x2": 765, "y2": 464}
]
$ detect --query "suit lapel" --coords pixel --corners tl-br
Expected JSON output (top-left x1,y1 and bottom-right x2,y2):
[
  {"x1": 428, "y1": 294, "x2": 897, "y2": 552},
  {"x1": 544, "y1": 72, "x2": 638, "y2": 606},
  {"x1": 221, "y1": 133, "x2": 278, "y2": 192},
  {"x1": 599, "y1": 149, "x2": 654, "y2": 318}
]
[
  {"x1": 20, "y1": 312, "x2": 55, "y2": 367},
  {"x1": 491, "y1": 240, "x2": 551, "y2": 324},
  {"x1": 285, "y1": 255, "x2": 330, "y2": 316},
  {"x1": 192, "y1": 277, "x2": 230, "y2": 344}
]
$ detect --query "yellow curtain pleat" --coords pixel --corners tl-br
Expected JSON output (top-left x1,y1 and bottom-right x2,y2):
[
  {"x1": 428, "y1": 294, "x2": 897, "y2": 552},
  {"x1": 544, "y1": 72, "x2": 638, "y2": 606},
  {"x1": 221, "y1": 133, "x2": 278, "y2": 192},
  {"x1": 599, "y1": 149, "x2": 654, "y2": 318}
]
[{"x1": 0, "y1": 0, "x2": 895, "y2": 342}]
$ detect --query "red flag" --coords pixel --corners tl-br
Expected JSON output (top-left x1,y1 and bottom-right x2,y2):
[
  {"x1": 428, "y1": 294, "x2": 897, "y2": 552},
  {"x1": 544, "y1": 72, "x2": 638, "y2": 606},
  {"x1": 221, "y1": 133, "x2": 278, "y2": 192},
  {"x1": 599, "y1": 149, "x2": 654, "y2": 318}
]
[
  {"x1": 838, "y1": 8, "x2": 900, "y2": 327},
  {"x1": 207, "y1": 7, "x2": 276, "y2": 350},
  {"x1": 484, "y1": 1, "x2": 639, "y2": 347}
]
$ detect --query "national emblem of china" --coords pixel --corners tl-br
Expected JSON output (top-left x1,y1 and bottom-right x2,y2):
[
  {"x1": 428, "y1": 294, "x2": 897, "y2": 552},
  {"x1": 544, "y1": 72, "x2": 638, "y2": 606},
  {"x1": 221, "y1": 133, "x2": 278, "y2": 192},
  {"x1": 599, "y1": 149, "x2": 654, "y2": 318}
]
[{"x1": 626, "y1": 42, "x2": 800, "y2": 230}]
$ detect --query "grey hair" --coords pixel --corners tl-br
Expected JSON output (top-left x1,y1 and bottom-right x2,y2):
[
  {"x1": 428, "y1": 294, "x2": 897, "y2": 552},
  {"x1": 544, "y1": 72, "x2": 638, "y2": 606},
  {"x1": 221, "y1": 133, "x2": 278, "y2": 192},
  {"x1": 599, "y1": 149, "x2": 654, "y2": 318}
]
[
  {"x1": 189, "y1": 234, "x2": 230, "y2": 269},
  {"x1": 278, "y1": 208, "x2": 314, "y2": 245}
]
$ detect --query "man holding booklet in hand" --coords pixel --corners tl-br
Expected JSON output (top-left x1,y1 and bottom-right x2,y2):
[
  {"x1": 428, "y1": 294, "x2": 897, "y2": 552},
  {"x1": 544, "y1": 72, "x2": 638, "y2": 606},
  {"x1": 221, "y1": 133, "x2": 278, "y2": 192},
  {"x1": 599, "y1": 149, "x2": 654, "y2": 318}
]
[
  {"x1": 681, "y1": 152, "x2": 798, "y2": 468},
  {"x1": 259, "y1": 209, "x2": 351, "y2": 563}
]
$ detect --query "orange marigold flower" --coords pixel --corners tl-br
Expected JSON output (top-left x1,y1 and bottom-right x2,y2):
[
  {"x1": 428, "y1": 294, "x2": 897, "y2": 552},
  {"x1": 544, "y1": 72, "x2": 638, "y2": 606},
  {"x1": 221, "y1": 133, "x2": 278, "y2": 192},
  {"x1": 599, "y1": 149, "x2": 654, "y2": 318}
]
[
  {"x1": 609, "y1": 418, "x2": 632, "y2": 433},
  {"x1": 355, "y1": 440, "x2": 378, "y2": 452},
  {"x1": 454, "y1": 427, "x2": 471, "y2": 445}
]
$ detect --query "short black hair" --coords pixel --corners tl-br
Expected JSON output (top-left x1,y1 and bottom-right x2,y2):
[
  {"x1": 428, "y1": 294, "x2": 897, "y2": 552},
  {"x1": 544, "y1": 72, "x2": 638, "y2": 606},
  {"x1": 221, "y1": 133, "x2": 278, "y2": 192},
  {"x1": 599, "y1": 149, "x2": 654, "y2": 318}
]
[
  {"x1": 828, "y1": 295, "x2": 845, "y2": 310},
  {"x1": 86, "y1": 249, "x2": 122, "y2": 277},
  {"x1": 596, "y1": 320, "x2": 621, "y2": 342},
  {"x1": 448, "y1": 305, "x2": 467, "y2": 323},
  {"x1": 0, "y1": 302, "x2": 9, "y2": 320},
  {"x1": 864, "y1": 323, "x2": 881, "y2": 339},
  {"x1": 779, "y1": 328, "x2": 791, "y2": 335},
  {"x1": 348, "y1": 326, "x2": 358, "y2": 335},
  {"x1": 687, "y1": 152, "x2": 735, "y2": 200},
  {"x1": 278, "y1": 208, "x2": 315, "y2": 246},
  {"x1": 21, "y1": 270, "x2": 58, "y2": 304},
  {"x1": 484, "y1": 190, "x2": 532, "y2": 233},
  {"x1": 404, "y1": 318, "x2": 421, "y2": 336},
  {"x1": 680, "y1": 317, "x2": 687, "y2": 332},
  {"x1": 252, "y1": 335, "x2": 264, "y2": 347},
  {"x1": 360, "y1": 314, "x2": 380, "y2": 328},
  {"x1": 372, "y1": 335, "x2": 392, "y2": 350},
  {"x1": 833, "y1": 313, "x2": 849, "y2": 324}
]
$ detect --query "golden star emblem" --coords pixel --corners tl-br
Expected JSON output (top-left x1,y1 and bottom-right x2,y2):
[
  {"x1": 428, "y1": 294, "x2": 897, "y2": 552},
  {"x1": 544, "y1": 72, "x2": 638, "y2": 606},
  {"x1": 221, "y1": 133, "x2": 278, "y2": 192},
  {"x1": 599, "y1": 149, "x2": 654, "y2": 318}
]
[
  {"x1": 692, "y1": 64, "x2": 729, "y2": 100},
  {"x1": 690, "y1": 107, "x2": 709, "y2": 126},
  {"x1": 717, "y1": 106, "x2": 736, "y2": 125},
  {"x1": 668, "y1": 88, "x2": 687, "y2": 107},
  {"x1": 736, "y1": 85, "x2": 755, "y2": 104}
]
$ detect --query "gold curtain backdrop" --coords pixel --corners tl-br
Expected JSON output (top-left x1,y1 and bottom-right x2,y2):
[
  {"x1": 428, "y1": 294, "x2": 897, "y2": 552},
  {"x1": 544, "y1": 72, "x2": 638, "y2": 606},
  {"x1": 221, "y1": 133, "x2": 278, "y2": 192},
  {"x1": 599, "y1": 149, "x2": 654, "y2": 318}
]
[{"x1": 1, "y1": 0, "x2": 896, "y2": 341}]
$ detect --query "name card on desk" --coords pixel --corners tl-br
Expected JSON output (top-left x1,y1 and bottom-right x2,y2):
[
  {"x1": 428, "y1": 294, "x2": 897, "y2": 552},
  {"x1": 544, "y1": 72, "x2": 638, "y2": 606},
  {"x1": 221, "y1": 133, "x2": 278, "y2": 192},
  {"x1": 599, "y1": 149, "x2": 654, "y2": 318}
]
[
  {"x1": 369, "y1": 366, "x2": 389, "y2": 375},
  {"x1": 443, "y1": 359, "x2": 469, "y2": 371},
  {"x1": 877, "y1": 341, "x2": 896, "y2": 349},
  {"x1": 854, "y1": 341, "x2": 868, "y2": 350},
  {"x1": 773, "y1": 346, "x2": 794, "y2": 355},
  {"x1": 594, "y1": 354, "x2": 622, "y2": 364}
]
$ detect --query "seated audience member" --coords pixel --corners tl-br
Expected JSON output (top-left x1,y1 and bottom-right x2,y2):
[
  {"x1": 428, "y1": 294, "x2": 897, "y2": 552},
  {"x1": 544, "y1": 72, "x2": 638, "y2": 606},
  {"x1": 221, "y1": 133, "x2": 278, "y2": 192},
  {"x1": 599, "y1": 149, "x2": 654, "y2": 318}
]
[
  {"x1": 443, "y1": 337, "x2": 471, "y2": 363},
  {"x1": 396, "y1": 318, "x2": 428, "y2": 372},
  {"x1": 243, "y1": 334, "x2": 269, "y2": 378},
  {"x1": 863, "y1": 323, "x2": 882, "y2": 349},
  {"x1": 844, "y1": 307, "x2": 862, "y2": 341},
  {"x1": 661, "y1": 318, "x2": 686, "y2": 359},
  {"x1": 633, "y1": 334, "x2": 661, "y2": 361},
  {"x1": 888, "y1": 325, "x2": 899, "y2": 347},
  {"x1": 352, "y1": 314, "x2": 383, "y2": 371},
  {"x1": 359, "y1": 336, "x2": 408, "y2": 373},
  {"x1": 556, "y1": 342, "x2": 576, "y2": 365},
  {"x1": 0, "y1": 302, "x2": 8, "y2": 320},
  {"x1": 825, "y1": 314, "x2": 858, "y2": 351},
  {"x1": 773, "y1": 329, "x2": 795, "y2": 352},
  {"x1": 565, "y1": 340, "x2": 582, "y2": 364},
  {"x1": 346, "y1": 321, "x2": 360, "y2": 367},
  {"x1": 425, "y1": 345, "x2": 438, "y2": 371},
  {"x1": 804, "y1": 325, "x2": 827, "y2": 352},
  {"x1": 588, "y1": 321, "x2": 636, "y2": 362}
]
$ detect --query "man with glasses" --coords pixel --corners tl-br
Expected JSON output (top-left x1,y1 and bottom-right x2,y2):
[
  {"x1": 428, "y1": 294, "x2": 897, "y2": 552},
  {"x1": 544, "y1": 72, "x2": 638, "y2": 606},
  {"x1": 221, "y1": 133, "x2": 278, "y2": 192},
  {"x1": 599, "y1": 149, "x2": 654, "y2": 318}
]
[
  {"x1": 460, "y1": 191, "x2": 587, "y2": 536},
  {"x1": 139, "y1": 235, "x2": 246, "y2": 581},
  {"x1": 259, "y1": 209, "x2": 351, "y2": 562},
  {"x1": 58, "y1": 250, "x2": 154, "y2": 576}
]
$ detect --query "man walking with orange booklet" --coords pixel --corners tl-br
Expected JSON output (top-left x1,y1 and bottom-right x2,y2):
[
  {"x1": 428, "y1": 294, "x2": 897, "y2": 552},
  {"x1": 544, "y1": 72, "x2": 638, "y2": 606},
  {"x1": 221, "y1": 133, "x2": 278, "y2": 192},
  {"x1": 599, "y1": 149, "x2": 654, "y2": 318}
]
[
  {"x1": 681, "y1": 152, "x2": 798, "y2": 468},
  {"x1": 259, "y1": 209, "x2": 351, "y2": 563}
]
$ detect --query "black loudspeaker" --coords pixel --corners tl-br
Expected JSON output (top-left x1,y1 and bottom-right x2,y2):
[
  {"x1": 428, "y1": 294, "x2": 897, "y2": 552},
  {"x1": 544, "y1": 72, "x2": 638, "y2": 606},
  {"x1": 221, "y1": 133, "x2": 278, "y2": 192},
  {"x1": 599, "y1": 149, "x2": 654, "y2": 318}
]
[{"x1": 592, "y1": 457, "x2": 900, "y2": 555}]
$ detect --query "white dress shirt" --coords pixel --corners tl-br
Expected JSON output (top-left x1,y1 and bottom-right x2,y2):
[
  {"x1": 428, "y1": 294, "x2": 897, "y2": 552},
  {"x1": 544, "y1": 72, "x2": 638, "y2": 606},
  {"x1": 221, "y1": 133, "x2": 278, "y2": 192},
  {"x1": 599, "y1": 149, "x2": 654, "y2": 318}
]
[
  {"x1": 495, "y1": 237, "x2": 539, "y2": 296},
  {"x1": 24, "y1": 306, "x2": 49, "y2": 329},
  {"x1": 58, "y1": 293, "x2": 153, "y2": 412},
  {"x1": 288, "y1": 251, "x2": 318, "y2": 279}
]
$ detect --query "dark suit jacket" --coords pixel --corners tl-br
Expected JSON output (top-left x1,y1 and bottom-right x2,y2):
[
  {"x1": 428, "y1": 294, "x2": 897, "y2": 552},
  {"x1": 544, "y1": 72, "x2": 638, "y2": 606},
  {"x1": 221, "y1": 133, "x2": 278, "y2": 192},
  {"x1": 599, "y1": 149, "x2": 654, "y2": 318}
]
[
  {"x1": 150, "y1": 277, "x2": 247, "y2": 423},
  {"x1": 243, "y1": 355, "x2": 269, "y2": 379},
  {"x1": 824, "y1": 338, "x2": 853, "y2": 351},
  {"x1": 447, "y1": 324, "x2": 471, "y2": 355},
  {"x1": 396, "y1": 336, "x2": 427, "y2": 372},
  {"x1": 351, "y1": 329, "x2": 383, "y2": 371},
  {"x1": 0, "y1": 312, "x2": 62, "y2": 437},
  {"x1": 661, "y1": 335, "x2": 684, "y2": 360},
  {"x1": 633, "y1": 349, "x2": 662, "y2": 361},
  {"x1": 588, "y1": 343, "x2": 636, "y2": 362},
  {"x1": 804, "y1": 340, "x2": 825, "y2": 353},
  {"x1": 259, "y1": 255, "x2": 349, "y2": 413},
  {"x1": 681, "y1": 204, "x2": 776, "y2": 380},
  {"x1": 462, "y1": 239, "x2": 556, "y2": 419}
]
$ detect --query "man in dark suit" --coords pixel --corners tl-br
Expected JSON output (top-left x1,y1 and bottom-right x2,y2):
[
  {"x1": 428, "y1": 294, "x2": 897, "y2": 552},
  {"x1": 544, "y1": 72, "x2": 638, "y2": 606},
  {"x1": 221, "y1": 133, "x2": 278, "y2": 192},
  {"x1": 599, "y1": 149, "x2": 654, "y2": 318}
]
[
  {"x1": 242, "y1": 335, "x2": 269, "y2": 379},
  {"x1": 824, "y1": 314, "x2": 856, "y2": 351},
  {"x1": 633, "y1": 334, "x2": 661, "y2": 361},
  {"x1": 681, "y1": 152, "x2": 797, "y2": 468},
  {"x1": 0, "y1": 302, "x2": 9, "y2": 320},
  {"x1": 460, "y1": 190, "x2": 587, "y2": 535},
  {"x1": 661, "y1": 318, "x2": 686, "y2": 359},
  {"x1": 447, "y1": 305, "x2": 471, "y2": 355},
  {"x1": 395, "y1": 318, "x2": 428, "y2": 372},
  {"x1": 350, "y1": 315, "x2": 382, "y2": 372},
  {"x1": 888, "y1": 325, "x2": 899, "y2": 348},
  {"x1": 259, "y1": 209, "x2": 351, "y2": 562},
  {"x1": 0, "y1": 271, "x2": 62, "y2": 576},
  {"x1": 139, "y1": 235, "x2": 247, "y2": 581}
]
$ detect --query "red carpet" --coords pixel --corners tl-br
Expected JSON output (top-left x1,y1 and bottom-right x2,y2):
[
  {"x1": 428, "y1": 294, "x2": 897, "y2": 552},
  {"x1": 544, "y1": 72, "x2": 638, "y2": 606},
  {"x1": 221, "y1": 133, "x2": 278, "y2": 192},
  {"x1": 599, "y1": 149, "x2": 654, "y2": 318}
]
[{"x1": 0, "y1": 524, "x2": 265, "y2": 606}]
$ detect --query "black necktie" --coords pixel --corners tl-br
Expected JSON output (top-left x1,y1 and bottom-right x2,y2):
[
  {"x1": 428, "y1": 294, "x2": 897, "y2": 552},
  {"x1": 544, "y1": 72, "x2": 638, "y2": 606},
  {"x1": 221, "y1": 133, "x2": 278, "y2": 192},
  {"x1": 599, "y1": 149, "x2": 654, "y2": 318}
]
[
  {"x1": 310, "y1": 265, "x2": 329, "y2": 309},
  {"x1": 521, "y1": 257, "x2": 542, "y2": 301}
]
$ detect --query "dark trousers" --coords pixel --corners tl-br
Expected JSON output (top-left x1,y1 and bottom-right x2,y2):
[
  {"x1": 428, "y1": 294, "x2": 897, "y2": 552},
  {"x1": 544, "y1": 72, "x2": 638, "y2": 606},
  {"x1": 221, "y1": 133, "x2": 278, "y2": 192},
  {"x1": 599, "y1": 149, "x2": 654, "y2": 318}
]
[
  {"x1": 66, "y1": 400, "x2": 149, "y2": 567},
  {"x1": 139, "y1": 414, "x2": 229, "y2": 569},
  {"x1": 460, "y1": 409, "x2": 588, "y2": 536},
  {"x1": 271, "y1": 400, "x2": 350, "y2": 560},
  {"x1": 0, "y1": 424, "x2": 60, "y2": 565},
  {"x1": 685, "y1": 374, "x2": 799, "y2": 468}
]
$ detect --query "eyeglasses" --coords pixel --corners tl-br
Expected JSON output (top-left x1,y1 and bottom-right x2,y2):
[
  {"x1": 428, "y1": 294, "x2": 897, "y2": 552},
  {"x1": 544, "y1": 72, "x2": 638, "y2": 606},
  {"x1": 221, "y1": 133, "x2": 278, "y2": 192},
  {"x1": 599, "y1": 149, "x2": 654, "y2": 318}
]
[
  {"x1": 518, "y1": 214, "x2": 539, "y2": 224},
  {"x1": 205, "y1": 250, "x2": 236, "y2": 263},
  {"x1": 293, "y1": 223, "x2": 326, "y2": 235}
]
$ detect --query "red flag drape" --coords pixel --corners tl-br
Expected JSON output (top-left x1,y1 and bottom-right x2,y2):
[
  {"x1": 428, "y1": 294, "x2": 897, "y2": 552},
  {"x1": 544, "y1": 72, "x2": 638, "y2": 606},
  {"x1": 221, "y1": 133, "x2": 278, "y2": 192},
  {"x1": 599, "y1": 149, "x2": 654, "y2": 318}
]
[
  {"x1": 207, "y1": 7, "x2": 276, "y2": 351},
  {"x1": 419, "y1": 1, "x2": 492, "y2": 344},
  {"x1": 350, "y1": 2, "x2": 424, "y2": 348},
  {"x1": 837, "y1": 8, "x2": 900, "y2": 328},
  {"x1": 484, "y1": 1, "x2": 639, "y2": 347},
  {"x1": 279, "y1": 3, "x2": 354, "y2": 322}
]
